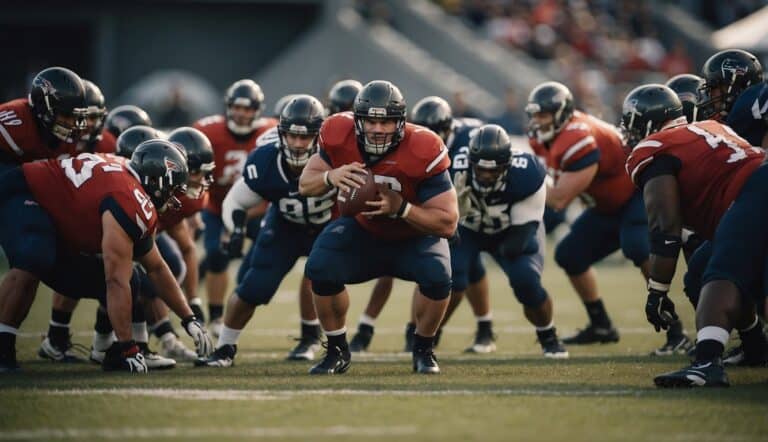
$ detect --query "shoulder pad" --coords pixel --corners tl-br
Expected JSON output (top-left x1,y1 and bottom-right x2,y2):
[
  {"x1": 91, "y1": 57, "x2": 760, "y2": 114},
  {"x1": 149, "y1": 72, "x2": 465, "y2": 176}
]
[
  {"x1": 194, "y1": 115, "x2": 225, "y2": 129},
  {"x1": 319, "y1": 112, "x2": 355, "y2": 149}
]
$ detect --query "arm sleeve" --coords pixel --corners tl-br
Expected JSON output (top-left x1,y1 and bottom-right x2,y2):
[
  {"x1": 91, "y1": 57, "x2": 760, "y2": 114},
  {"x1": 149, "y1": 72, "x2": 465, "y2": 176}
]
[
  {"x1": 222, "y1": 177, "x2": 263, "y2": 232},
  {"x1": 416, "y1": 170, "x2": 453, "y2": 203},
  {"x1": 509, "y1": 181, "x2": 546, "y2": 225},
  {"x1": 634, "y1": 154, "x2": 681, "y2": 190}
]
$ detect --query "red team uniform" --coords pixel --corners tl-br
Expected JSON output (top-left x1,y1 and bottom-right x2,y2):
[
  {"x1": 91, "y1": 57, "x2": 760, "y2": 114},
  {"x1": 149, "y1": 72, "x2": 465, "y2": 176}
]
[
  {"x1": 530, "y1": 110, "x2": 635, "y2": 213},
  {"x1": 158, "y1": 193, "x2": 208, "y2": 232},
  {"x1": 0, "y1": 99, "x2": 80, "y2": 163},
  {"x1": 87, "y1": 129, "x2": 118, "y2": 154},
  {"x1": 530, "y1": 110, "x2": 649, "y2": 278},
  {"x1": 193, "y1": 115, "x2": 276, "y2": 215},
  {"x1": 626, "y1": 120, "x2": 764, "y2": 239},
  {"x1": 305, "y1": 112, "x2": 454, "y2": 300},
  {"x1": 318, "y1": 112, "x2": 450, "y2": 240}
]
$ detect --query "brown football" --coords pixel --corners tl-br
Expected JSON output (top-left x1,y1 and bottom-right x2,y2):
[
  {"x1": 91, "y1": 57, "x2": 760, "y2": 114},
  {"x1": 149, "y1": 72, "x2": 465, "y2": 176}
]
[{"x1": 337, "y1": 169, "x2": 379, "y2": 217}]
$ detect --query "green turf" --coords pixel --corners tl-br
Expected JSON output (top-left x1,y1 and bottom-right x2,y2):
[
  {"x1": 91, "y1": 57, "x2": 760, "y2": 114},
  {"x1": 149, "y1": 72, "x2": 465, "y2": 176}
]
[{"x1": 1, "y1": 245, "x2": 767, "y2": 442}]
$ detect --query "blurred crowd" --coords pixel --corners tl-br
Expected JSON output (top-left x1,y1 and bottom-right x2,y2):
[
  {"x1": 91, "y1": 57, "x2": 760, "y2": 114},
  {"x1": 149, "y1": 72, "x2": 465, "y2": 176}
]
[{"x1": 435, "y1": 0, "x2": 766, "y2": 125}]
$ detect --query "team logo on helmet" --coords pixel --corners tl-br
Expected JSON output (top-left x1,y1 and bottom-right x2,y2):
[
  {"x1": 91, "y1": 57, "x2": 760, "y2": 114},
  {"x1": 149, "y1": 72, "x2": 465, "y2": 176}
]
[
  {"x1": 721, "y1": 59, "x2": 748, "y2": 79},
  {"x1": 165, "y1": 157, "x2": 181, "y2": 172},
  {"x1": 38, "y1": 78, "x2": 59, "y2": 100}
]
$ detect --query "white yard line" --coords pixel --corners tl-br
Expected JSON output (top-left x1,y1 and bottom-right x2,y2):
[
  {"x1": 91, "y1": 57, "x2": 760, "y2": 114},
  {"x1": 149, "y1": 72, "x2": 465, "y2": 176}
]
[
  {"x1": 39, "y1": 387, "x2": 641, "y2": 400},
  {"x1": 0, "y1": 426, "x2": 417, "y2": 440}
]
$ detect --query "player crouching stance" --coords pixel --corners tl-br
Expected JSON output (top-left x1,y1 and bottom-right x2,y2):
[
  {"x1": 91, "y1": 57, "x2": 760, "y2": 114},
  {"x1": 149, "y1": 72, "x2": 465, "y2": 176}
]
[
  {"x1": 622, "y1": 84, "x2": 768, "y2": 387},
  {"x1": 0, "y1": 141, "x2": 213, "y2": 373},
  {"x1": 299, "y1": 80, "x2": 458, "y2": 374},
  {"x1": 195, "y1": 95, "x2": 332, "y2": 367},
  {"x1": 452, "y1": 125, "x2": 568, "y2": 358}
]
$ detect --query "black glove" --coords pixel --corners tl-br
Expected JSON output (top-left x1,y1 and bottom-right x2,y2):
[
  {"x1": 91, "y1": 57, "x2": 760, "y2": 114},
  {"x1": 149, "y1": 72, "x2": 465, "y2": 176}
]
[
  {"x1": 645, "y1": 289, "x2": 678, "y2": 332},
  {"x1": 226, "y1": 209, "x2": 247, "y2": 258},
  {"x1": 102, "y1": 340, "x2": 147, "y2": 373}
]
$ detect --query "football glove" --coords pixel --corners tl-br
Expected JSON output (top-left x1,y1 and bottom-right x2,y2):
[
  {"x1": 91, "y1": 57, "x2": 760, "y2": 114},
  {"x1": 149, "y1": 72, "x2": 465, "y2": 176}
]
[
  {"x1": 454, "y1": 171, "x2": 472, "y2": 217},
  {"x1": 102, "y1": 341, "x2": 147, "y2": 373},
  {"x1": 645, "y1": 289, "x2": 678, "y2": 332},
  {"x1": 225, "y1": 209, "x2": 247, "y2": 258},
  {"x1": 183, "y1": 316, "x2": 214, "y2": 357}
]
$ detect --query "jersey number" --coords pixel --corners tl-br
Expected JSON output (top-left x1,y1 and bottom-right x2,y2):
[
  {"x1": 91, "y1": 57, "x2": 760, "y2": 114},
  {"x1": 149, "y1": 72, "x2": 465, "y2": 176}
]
[
  {"x1": 279, "y1": 189, "x2": 336, "y2": 225},
  {"x1": 221, "y1": 150, "x2": 249, "y2": 185},
  {"x1": 60, "y1": 153, "x2": 123, "y2": 188},
  {"x1": 687, "y1": 124, "x2": 748, "y2": 163},
  {"x1": 452, "y1": 146, "x2": 470, "y2": 170}
]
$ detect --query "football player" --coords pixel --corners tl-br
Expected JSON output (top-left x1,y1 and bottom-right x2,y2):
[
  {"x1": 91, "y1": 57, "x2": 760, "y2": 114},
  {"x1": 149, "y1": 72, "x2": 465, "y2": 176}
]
[
  {"x1": 451, "y1": 124, "x2": 568, "y2": 357},
  {"x1": 0, "y1": 140, "x2": 213, "y2": 372},
  {"x1": 193, "y1": 79, "x2": 277, "y2": 337},
  {"x1": 348, "y1": 96, "x2": 492, "y2": 353},
  {"x1": 326, "y1": 79, "x2": 363, "y2": 115},
  {"x1": 299, "y1": 80, "x2": 458, "y2": 374},
  {"x1": 665, "y1": 74, "x2": 705, "y2": 125},
  {"x1": 526, "y1": 82, "x2": 662, "y2": 351},
  {"x1": 196, "y1": 95, "x2": 333, "y2": 367},
  {"x1": 623, "y1": 84, "x2": 768, "y2": 387},
  {"x1": 104, "y1": 105, "x2": 153, "y2": 139},
  {"x1": 79, "y1": 79, "x2": 116, "y2": 154}
]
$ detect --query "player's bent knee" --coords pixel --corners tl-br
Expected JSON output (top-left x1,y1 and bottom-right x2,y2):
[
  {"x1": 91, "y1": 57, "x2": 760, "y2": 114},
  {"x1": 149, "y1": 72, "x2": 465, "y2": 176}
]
[
  {"x1": 554, "y1": 242, "x2": 589, "y2": 275},
  {"x1": 13, "y1": 237, "x2": 55, "y2": 276},
  {"x1": 311, "y1": 280, "x2": 344, "y2": 297},
  {"x1": 621, "y1": 239, "x2": 649, "y2": 267},
  {"x1": 206, "y1": 249, "x2": 230, "y2": 273},
  {"x1": 510, "y1": 274, "x2": 547, "y2": 307},
  {"x1": 418, "y1": 282, "x2": 451, "y2": 301}
]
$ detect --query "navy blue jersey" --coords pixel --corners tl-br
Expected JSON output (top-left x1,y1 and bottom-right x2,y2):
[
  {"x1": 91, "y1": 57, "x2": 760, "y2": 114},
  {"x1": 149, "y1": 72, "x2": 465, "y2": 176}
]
[
  {"x1": 242, "y1": 141, "x2": 336, "y2": 226},
  {"x1": 451, "y1": 148, "x2": 547, "y2": 234},
  {"x1": 447, "y1": 117, "x2": 484, "y2": 156},
  {"x1": 727, "y1": 82, "x2": 768, "y2": 147}
]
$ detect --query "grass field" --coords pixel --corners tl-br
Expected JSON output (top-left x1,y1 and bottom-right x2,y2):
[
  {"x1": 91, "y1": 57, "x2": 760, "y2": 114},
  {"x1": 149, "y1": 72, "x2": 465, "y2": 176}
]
[{"x1": 1, "y1": 243, "x2": 767, "y2": 442}]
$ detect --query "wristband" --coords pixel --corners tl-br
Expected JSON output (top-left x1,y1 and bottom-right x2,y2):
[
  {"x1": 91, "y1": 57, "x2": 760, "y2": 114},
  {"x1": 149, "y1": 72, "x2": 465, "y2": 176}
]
[
  {"x1": 323, "y1": 170, "x2": 333, "y2": 188},
  {"x1": 397, "y1": 201, "x2": 412, "y2": 219},
  {"x1": 648, "y1": 279, "x2": 671, "y2": 292},
  {"x1": 649, "y1": 230, "x2": 682, "y2": 258}
]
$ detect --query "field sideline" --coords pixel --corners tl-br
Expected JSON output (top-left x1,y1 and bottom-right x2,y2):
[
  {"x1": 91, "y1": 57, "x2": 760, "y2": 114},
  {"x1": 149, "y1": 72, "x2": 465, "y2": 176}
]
[{"x1": 1, "y1": 243, "x2": 767, "y2": 442}]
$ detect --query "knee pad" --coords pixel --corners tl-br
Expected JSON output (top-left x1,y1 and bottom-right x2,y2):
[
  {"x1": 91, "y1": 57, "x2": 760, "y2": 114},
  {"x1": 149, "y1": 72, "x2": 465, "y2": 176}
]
[
  {"x1": 554, "y1": 240, "x2": 589, "y2": 276},
  {"x1": 311, "y1": 280, "x2": 344, "y2": 297},
  {"x1": 206, "y1": 249, "x2": 230, "y2": 273},
  {"x1": 509, "y1": 272, "x2": 547, "y2": 307},
  {"x1": 418, "y1": 282, "x2": 451, "y2": 301}
]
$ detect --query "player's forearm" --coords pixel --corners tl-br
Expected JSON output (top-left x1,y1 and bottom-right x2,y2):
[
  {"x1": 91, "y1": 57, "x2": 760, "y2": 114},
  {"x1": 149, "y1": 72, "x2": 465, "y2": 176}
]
[
  {"x1": 649, "y1": 255, "x2": 678, "y2": 286},
  {"x1": 298, "y1": 168, "x2": 330, "y2": 196},
  {"x1": 180, "y1": 247, "x2": 199, "y2": 301},
  {"x1": 146, "y1": 264, "x2": 194, "y2": 319},
  {"x1": 403, "y1": 204, "x2": 458, "y2": 238},
  {"x1": 105, "y1": 278, "x2": 133, "y2": 342},
  {"x1": 546, "y1": 185, "x2": 577, "y2": 211}
]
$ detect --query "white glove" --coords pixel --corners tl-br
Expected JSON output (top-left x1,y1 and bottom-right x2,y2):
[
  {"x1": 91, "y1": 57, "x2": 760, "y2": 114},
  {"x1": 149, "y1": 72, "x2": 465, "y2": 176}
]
[
  {"x1": 183, "y1": 316, "x2": 214, "y2": 357},
  {"x1": 454, "y1": 171, "x2": 472, "y2": 217}
]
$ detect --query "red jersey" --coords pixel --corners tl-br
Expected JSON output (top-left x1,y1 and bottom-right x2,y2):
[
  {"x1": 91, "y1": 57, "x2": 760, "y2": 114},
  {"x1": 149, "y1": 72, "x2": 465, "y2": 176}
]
[
  {"x1": 22, "y1": 153, "x2": 157, "y2": 254},
  {"x1": 626, "y1": 120, "x2": 764, "y2": 238},
  {"x1": 89, "y1": 129, "x2": 117, "y2": 154},
  {"x1": 0, "y1": 98, "x2": 79, "y2": 163},
  {"x1": 319, "y1": 112, "x2": 450, "y2": 240},
  {"x1": 193, "y1": 115, "x2": 277, "y2": 215},
  {"x1": 158, "y1": 192, "x2": 208, "y2": 232},
  {"x1": 529, "y1": 111, "x2": 635, "y2": 213}
]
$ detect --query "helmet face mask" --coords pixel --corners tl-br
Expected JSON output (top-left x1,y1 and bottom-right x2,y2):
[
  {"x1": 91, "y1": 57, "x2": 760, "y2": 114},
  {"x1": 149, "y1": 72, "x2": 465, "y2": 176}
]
[
  {"x1": 471, "y1": 164, "x2": 507, "y2": 195},
  {"x1": 699, "y1": 49, "x2": 763, "y2": 120},
  {"x1": 129, "y1": 140, "x2": 190, "y2": 211},
  {"x1": 277, "y1": 95, "x2": 324, "y2": 169},
  {"x1": 167, "y1": 127, "x2": 215, "y2": 199},
  {"x1": 468, "y1": 124, "x2": 512, "y2": 196},
  {"x1": 51, "y1": 110, "x2": 88, "y2": 142},
  {"x1": 225, "y1": 79, "x2": 264, "y2": 135},
  {"x1": 353, "y1": 81, "x2": 407, "y2": 157},
  {"x1": 525, "y1": 82, "x2": 574, "y2": 144}
]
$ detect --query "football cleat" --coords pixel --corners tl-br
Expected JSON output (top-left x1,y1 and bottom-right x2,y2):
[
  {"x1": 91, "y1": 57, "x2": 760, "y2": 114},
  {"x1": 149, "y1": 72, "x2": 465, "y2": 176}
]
[
  {"x1": 308, "y1": 344, "x2": 350, "y2": 375},
  {"x1": 90, "y1": 332, "x2": 115, "y2": 364},
  {"x1": 562, "y1": 324, "x2": 620, "y2": 345},
  {"x1": 349, "y1": 324, "x2": 374, "y2": 353},
  {"x1": 722, "y1": 345, "x2": 768, "y2": 367},
  {"x1": 651, "y1": 334, "x2": 694, "y2": 356},
  {"x1": 0, "y1": 353, "x2": 19, "y2": 373},
  {"x1": 464, "y1": 327, "x2": 496, "y2": 354},
  {"x1": 38, "y1": 336, "x2": 88, "y2": 363},
  {"x1": 287, "y1": 336, "x2": 322, "y2": 361},
  {"x1": 137, "y1": 342, "x2": 176, "y2": 370},
  {"x1": 537, "y1": 329, "x2": 569, "y2": 359},
  {"x1": 413, "y1": 349, "x2": 440, "y2": 374},
  {"x1": 403, "y1": 322, "x2": 416, "y2": 352},
  {"x1": 654, "y1": 360, "x2": 730, "y2": 388},
  {"x1": 159, "y1": 335, "x2": 198, "y2": 362},
  {"x1": 208, "y1": 318, "x2": 223, "y2": 340},
  {"x1": 194, "y1": 344, "x2": 236, "y2": 368}
]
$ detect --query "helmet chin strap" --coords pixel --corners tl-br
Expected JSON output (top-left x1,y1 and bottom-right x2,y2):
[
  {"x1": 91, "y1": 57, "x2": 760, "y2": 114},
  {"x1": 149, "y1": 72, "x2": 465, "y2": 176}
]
[
  {"x1": 227, "y1": 119, "x2": 257, "y2": 136},
  {"x1": 536, "y1": 125, "x2": 555, "y2": 144}
]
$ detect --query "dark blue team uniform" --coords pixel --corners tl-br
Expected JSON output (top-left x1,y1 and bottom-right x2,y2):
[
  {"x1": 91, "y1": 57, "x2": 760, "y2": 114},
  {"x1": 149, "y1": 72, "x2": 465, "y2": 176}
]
[
  {"x1": 727, "y1": 82, "x2": 768, "y2": 147},
  {"x1": 234, "y1": 142, "x2": 336, "y2": 306},
  {"x1": 450, "y1": 149, "x2": 550, "y2": 306}
]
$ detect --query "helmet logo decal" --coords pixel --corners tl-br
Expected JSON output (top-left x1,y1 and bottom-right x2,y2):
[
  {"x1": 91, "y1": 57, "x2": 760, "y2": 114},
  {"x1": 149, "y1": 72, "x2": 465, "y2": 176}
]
[
  {"x1": 721, "y1": 59, "x2": 748, "y2": 79},
  {"x1": 38, "y1": 78, "x2": 59, "y2": 100}
]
